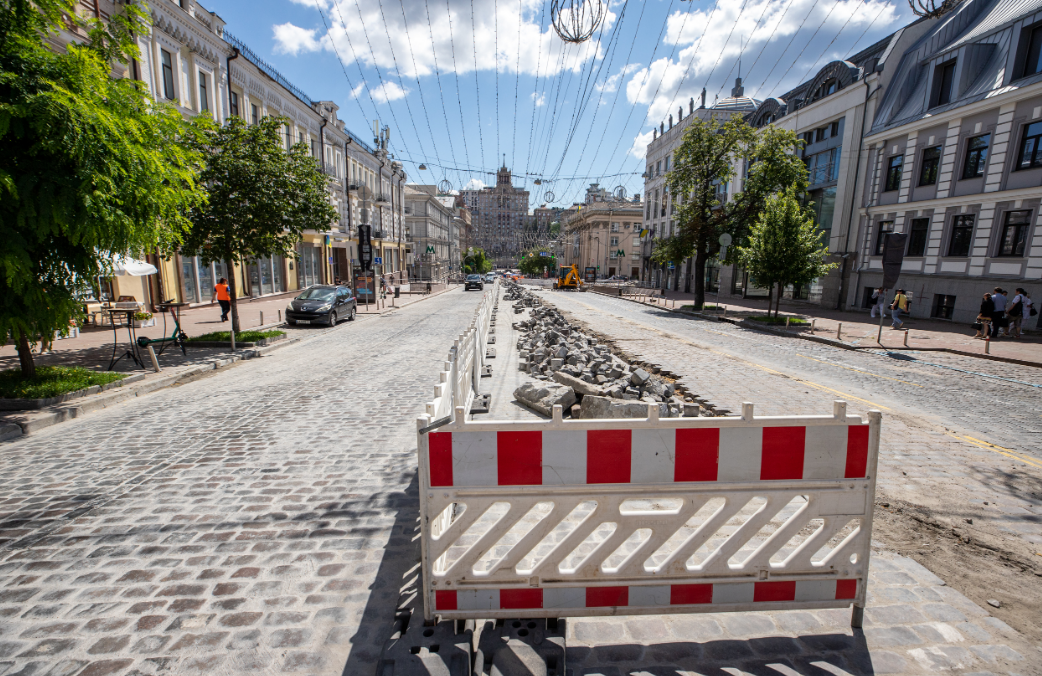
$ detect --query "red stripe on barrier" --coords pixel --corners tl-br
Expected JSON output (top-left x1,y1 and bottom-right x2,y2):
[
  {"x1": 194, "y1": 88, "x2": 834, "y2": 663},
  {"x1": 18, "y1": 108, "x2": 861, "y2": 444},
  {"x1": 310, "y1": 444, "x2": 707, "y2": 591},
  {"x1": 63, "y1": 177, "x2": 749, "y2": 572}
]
[
  {"x1": 670, "y1": 584, "x2": 713, "y2": 605},
  {"x1": 587, "y1": 430, "x2": 632, "y2": 484},
  {"x1": 497, "y1": 431, "x2": 543, "y2": 485},
  {"x1": 429, "y1": 432, "x2": 454, "y2": 487},
  {"x1": 760, "y1": 427, "x2": 805, "y2": 480},
  {"x1": 753, "y1": 581, "x2": 796, "y2": 602},
  {"x1": 436, "y1": 589, "x2": 458, "y2": 610},
  {"x1": 501, "y1": 588, "x2": 543, "y2": 609},
  {"x1": 845, "y1": 426, "x2": 870, "y2": 478},
  {"x1": 836, "y1": 579, "x2": 858, "y2": 600},
  {"x1": 674, "y1": 428, "x2": 720, "y2": 482},
  {"x1": 586, "y1": 586, "x2": 629, "y2": 607}
]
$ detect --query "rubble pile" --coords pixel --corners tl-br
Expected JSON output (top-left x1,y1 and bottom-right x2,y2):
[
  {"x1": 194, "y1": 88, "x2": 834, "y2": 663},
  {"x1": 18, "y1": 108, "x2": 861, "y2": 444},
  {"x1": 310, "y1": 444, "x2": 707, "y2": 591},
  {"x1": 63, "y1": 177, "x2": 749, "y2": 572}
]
[{"x1": 507, "y1": 284, "x2": 709, "y2": 419}]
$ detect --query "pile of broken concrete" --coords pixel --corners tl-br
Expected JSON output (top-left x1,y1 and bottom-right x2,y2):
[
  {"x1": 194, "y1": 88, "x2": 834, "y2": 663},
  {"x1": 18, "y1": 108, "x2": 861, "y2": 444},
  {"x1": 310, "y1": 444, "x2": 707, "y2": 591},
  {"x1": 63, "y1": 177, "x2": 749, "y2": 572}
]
[{"x1": 510, "y1": 286, "x2": 706, "y2": 420}]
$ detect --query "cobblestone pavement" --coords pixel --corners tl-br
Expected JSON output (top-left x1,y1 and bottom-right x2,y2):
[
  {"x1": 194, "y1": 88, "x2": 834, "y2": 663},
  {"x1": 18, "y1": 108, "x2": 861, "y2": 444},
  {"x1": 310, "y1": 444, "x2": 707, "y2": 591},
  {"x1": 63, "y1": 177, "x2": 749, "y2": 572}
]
[{"x1": 0, "y1": 289, "x2": 481, "y2": 675}]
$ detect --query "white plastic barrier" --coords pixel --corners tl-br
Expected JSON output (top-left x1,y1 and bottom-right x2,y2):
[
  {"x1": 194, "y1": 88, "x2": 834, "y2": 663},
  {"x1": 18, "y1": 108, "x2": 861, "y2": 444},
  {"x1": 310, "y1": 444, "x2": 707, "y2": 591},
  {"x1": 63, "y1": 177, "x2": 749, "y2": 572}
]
[
  {"x1": 416, "y1": 400, "x2": 879, "y2": 626},
  {"x1": 425, "y1": 280, "x2": 497, "y2": 423}
]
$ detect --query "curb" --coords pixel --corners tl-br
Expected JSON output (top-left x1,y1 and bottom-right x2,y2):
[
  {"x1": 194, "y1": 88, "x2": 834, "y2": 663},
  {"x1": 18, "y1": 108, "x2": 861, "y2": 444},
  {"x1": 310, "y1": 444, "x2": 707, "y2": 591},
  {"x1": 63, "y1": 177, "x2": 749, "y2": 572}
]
[
  {"x1": 586, "y1": 289, "x2": 1042, "y2": 369},
  {"x1": 0, "y1": 285, "x2": 465, "y2": 442}
]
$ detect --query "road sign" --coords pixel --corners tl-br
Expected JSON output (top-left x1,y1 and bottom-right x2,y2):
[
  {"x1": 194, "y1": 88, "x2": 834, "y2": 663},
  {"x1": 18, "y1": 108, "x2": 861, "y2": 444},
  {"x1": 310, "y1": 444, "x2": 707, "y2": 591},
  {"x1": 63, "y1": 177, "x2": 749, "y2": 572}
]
[
  {"x1": 358, "y1": 225, "x2": 373, "y2": 271},
  {"x1": 374, "y1": 256, "x2": 383, "y2": 265},
  {"x1": 426, "y1": 245, "x2": 435, "y2": 254}
]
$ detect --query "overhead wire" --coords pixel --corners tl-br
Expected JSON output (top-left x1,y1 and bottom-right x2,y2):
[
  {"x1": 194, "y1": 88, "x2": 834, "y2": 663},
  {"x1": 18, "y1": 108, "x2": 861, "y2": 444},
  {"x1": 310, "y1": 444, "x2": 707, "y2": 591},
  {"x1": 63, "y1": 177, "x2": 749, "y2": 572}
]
[
  {"x1": 524, "y1": 0, "x2": 550, "y2": 199},
  {"x1": 753, "y1": 0, "x2": 823, "y2": 93},
  {"x1": 765, "y1": 0, "x2": 849, "y2": 98},
  {"x1": 711, "y1": 0, "x2": 775, "y2": 100},
  {"x1": 311, "y1": 0, "x2": 382, "y2": 126},
  {"x1": 442, "y1": 0, "x2": 475, "y2": 187},
  {"x1": 512, "y1": 0, "x2": 523, "y2": 176},
  {"x1": 469, "y1": 0, "x2": 486, "y2": 171}
]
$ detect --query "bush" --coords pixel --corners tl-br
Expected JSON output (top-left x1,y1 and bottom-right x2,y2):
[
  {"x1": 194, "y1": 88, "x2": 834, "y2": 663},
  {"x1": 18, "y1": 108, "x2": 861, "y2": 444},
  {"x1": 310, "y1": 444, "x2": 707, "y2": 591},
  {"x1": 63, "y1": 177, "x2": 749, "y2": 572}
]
[
  {"x1": 134, "y1": 312, "x2": 153, "y2": 321},
  {"x1": 187, "y1": 330, "x2": 285, "y2": 343},
  {"x1": 0, "y1": 366, "x2": 125, "y2": 399}
]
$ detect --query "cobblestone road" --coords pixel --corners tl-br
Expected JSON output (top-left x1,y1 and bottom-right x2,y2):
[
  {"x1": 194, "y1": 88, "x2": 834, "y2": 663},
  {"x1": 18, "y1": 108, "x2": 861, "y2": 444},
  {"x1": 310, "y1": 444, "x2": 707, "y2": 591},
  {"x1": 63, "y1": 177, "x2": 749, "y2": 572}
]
[{"x1": 0, "y1": 289, "x2": 481, "y2": 676}]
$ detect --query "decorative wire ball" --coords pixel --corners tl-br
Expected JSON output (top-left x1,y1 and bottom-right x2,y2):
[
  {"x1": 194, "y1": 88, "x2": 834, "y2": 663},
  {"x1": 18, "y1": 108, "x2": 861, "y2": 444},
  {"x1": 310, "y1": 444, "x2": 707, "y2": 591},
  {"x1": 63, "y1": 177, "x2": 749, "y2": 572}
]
[
  {"x1": 438, "y1": 178, "x2": 453, "y2": 193},
  {"x1": 544, "y1": 190, "x2": 556, "y2": 202},
  {"x1": 908, "y1": 0, "x2": 962, "y2": 17},
  {"x1": 551, "y1": 0, "x2": 606, "y2": 44},
  {"x1": 613, "y1": 185, "x2": 627, "y2": 201}
]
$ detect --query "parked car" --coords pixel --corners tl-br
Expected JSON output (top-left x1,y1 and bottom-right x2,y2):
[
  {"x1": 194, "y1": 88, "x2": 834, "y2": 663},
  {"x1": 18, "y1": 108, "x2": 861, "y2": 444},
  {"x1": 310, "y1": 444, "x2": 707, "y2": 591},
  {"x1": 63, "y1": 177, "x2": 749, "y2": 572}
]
[
  {"x1": 464, "y1": 274, "x2": 484, "y2": 291},
  {"x1": 485, "y1": 273, "x2": 496, "y2": 283},
  {"x1": 286, "y1": 285, "x2": 356, "y2": 326}
]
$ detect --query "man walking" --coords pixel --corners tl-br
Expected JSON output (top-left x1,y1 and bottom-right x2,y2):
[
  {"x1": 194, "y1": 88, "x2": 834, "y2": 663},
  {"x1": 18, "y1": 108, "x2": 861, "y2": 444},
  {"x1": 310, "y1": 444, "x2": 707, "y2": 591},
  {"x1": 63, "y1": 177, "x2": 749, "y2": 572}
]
[
  {"x1": 1008, "y1": 288, "x2": 1026, "y2": 339},
  {"x1": 870, "y1": 287, "x2": 886, "y2": 318},
  {"x1": 991, "y1": 287, "x2": 1006, "y2": 337},
  {"x1": 211, "y1": 277, "x2": 231, "y2": 323},
  {"x1": 890, "y1": 289, "x2": 908, "y2": 329}
]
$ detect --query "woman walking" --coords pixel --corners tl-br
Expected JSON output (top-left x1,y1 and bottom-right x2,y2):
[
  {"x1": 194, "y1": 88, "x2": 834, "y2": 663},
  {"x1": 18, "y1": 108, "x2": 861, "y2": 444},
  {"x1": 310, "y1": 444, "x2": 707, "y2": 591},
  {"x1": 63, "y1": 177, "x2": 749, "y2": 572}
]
[
  {"x1": 975, "y1": 292, "x2": 993, "y2": 339},
  {"x1": 211, "y1": 277, "x2": 231, "y2": 323}
]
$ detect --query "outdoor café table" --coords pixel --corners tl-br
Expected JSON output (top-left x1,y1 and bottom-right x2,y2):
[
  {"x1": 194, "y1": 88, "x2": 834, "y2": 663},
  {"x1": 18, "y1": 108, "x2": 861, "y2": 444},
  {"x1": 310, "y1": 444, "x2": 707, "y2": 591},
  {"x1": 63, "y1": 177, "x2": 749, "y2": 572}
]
[{"x1": 103, "y1": 308, "x2": 145, "y2": 371}]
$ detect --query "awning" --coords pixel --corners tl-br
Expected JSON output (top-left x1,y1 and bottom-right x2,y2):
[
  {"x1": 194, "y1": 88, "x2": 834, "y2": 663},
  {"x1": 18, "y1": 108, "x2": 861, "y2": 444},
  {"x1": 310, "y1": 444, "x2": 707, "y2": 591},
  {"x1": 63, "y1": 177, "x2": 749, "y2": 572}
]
[{"x1": 111, "y1": 255, "x2": 158, "y2": 277}]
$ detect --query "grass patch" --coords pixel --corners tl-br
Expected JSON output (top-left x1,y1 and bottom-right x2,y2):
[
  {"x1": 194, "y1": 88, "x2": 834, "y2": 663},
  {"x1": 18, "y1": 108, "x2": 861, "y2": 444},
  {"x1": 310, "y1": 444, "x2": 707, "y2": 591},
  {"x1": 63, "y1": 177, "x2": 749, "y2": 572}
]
[
  {"x1": 679, "y1": 304, "x2": 722, "y2": 312},
  {"x1": 0, "y1": 366, "x2": 125, "y2": 400},
  {"x1": 748, "y1": 315, "x2": 809, "y2": 325},
  {"x1": 187, "y1": 330, "x2": 285, "y2": 343}
]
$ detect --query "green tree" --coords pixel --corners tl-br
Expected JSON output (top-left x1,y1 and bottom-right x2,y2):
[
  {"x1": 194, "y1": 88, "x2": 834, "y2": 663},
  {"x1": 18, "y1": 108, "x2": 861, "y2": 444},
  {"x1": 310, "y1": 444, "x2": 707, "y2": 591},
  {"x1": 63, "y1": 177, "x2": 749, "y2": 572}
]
[
  {"x1": 518, "y1": 249, "x2": 555, "y2": 275},
  {"x1": 462, "y1": 247, "x2": 492, "y2": 274},
  {"x1": 0, "y1": 1, "x2": 205, "y2": 377},
  {"x1": 665, "y1": 115, "x2": 754, "y2": 309},
  {"x1": 181, "y1": 116, "x2": 337, "y2": 333},
  {"x1": 737, "y1": 189, "x2": 837, "y2": 317}
]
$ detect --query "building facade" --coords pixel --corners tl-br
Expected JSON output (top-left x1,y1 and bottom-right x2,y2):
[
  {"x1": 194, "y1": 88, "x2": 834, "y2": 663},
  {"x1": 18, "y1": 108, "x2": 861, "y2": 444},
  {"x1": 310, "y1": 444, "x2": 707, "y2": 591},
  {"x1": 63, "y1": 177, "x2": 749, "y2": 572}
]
[
  {"x1": 562, "y1": 192, "x2": 645, "y2": 279},
  {"x1": 459, "y1": 165, "x2": 529, "y2": 268},
  {"x1": 405, "y1": 186, "x2": 456, "y2": 281}
]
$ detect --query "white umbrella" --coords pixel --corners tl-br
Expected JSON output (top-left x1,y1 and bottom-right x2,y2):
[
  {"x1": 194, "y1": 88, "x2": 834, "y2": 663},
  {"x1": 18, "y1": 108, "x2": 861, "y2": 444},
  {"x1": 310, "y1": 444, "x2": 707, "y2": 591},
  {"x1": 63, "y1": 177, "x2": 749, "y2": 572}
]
[{"x1": 111, "y1": 254, "x2": 157, "y2": 276}]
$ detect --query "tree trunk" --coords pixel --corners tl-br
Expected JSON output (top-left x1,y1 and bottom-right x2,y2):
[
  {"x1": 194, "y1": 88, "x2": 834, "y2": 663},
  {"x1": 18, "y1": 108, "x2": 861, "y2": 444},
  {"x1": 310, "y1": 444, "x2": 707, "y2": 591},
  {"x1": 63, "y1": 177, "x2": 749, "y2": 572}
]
[
  {"x1": 226, "y1": 257, "x2": 241, "y2": 334},
  {"x1": 766, "y1": 285, "x2": 773, "y2": 318},
  {"x1": 693, "y1": 249, "x2": 707, "y2": 310},
  {"x1": 684, "y1": 257, "x2": 692, "y2": 294},
  {"x1": 16, "y1": 330, "x2": 36, "y2": 379},
  {"x1": 776, "y1": 282, "x2": 784, "y2": 317}
]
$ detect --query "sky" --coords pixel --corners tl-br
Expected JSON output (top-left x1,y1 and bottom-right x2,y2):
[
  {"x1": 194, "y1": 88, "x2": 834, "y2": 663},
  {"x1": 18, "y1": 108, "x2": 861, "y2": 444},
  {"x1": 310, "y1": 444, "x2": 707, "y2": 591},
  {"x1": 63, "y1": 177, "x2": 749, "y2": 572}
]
[{"x1": 203, "y1": 0, "x2": 914, "y2": 209}]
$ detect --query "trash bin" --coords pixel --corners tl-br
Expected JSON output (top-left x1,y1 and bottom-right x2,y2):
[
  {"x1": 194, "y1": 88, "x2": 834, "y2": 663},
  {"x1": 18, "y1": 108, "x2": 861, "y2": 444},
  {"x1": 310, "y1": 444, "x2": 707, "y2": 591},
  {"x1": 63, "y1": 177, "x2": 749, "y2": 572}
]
[{"x1": 394, "y1": 286, "x2": 400, "y2": 298}]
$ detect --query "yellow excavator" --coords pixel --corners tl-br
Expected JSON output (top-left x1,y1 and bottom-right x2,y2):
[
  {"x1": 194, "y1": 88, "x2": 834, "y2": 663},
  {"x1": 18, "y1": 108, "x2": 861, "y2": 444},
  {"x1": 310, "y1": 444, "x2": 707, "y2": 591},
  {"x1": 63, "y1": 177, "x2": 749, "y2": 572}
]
[{"x1": 554, "y1": 264, "x2": 583, "y2": 291}]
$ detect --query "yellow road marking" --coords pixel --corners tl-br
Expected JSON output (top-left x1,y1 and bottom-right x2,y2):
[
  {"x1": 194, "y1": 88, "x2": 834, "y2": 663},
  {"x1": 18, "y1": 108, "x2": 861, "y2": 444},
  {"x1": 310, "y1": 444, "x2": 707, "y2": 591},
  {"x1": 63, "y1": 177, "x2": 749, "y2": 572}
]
[
  {"x1": 796, "y1": 354, "x2": 923, "y2": 387},
  {"x1": 948, "y1": 434, "x2": 1042, "y2": 470}
]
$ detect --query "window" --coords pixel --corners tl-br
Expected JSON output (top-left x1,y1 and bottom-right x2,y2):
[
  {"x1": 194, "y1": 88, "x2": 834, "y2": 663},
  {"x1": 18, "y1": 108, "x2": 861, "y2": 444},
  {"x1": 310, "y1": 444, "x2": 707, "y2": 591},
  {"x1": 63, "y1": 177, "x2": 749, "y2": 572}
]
[
  {"x1": 947, "y1": 214, "x2": 974, "y2": 256},
  {"x1": 919, "y1": 145, "x2": 941, "y2": 185},
  {"x1": 229, "y1": 91, "x2": 239, "y2": 117},
  {"x1": 656, "y1": 161, "x2": 662, "y2": 176},
  {"x1": 284, "y1": 124, "x2": 292, "y2": 149},
  {"x1": 160, "y1": 49, "x2": 175, "y2": 100},
  {"x1": 932, "y1": 60, "x2": 956, "y2": 107},
  {"x1": 198, "y1": 72, "x2": 208, "y2": 112},
  {"x1": 998, "y1": 210, "x2": 1031, "y2": 257},
  {"x1": 1017, "y1": 121, "x2": 1042, "y2": 169},
  {"x1": 1021, "y1": 24, "x2": 1042, "y2": 78},
  {"x1": 884, "y1": 156, "x2": 903, "y2": 191},
  {"x1": 961, "y1": 134, "x2": 989, "y2": 179},
  {"x1": 610, "y1": 223, "x2": 619, "y2": 232},
  {"x1": 907, "y1": 218, "x2": 930, "y2": 256},
  {"x1": 874, "y1": 220, "x2": 894, "y2": 255},
  {"x1": 664, "y1": 156, "x2": 670, "y2": 172},
  {"x1": 251, "y1": 103, "x2": 259, "y2": 125},
  {"x1": 932, "y1": 294, "x2": 956, "y2": 319},
  {"x1": 610, "y1": 236, "x2": 619, "y2": 246},
  {"x1": 815, "y1": 127, "x2": 827, "y2": 143},
  {"x1": 298, "y1": 131, "x2": 305, "y2": 145},
  {"x1": 830, "y1": 120, "x2": 840, "y2": 137}
]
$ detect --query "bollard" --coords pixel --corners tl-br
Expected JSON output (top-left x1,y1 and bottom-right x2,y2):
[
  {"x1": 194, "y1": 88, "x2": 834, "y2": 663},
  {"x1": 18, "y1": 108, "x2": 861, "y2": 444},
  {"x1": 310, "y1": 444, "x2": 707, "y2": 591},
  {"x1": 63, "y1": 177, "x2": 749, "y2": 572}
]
[
  {"x1": 278, "y1": 310, "x2": 282, "y2": 322},
  {"x1": 723, "y1": 306, "x2": 727, "y2": 317},
  {"x1": 230, "y1": 327, "x2": 236, "y2": 351},
  {"x1": 260, "y1": 311, "x2": 264, "y2": 326},
  {"x1": 811, "y1": 319, "x2": 816, "y2": 333},
  {"x1": 837, "y1": 322, "x2": 843, "y2": 341},
  {"x1": 985, "y1": 337, "x2": 990, "y2": 354},
  {"x1": 904, "y1": 330, "x2": 909, "y2": 347},
  {"x1": 146, "y1": 344, "x2": 161, "y2": 373},
  {"x1": 786, "y1": 316, "x2": 790, "y2": 328}
]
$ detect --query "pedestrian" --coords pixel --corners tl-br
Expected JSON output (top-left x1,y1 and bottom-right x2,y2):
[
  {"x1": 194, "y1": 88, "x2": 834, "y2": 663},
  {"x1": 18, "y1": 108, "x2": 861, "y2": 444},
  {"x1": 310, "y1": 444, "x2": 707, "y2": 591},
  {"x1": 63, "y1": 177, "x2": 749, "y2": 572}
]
[
  {"x1": 1007, "y1": 287, "x2": 1027, "y2": 339},
  {"x1": 974, "y1": 293, "x2": 993, "y2": 339},
  {"x1": 890, "y1": 288, "x2": 908, "y2": 329},
  {"x1": 334, "y1": 276, "x2": 341, "y2": 286},
  {"x1": 991, "y1": 287, "x2": 1007, "y2": 337},
  {"x1": 211, "y1": 277, "x2": 231, "y2": 323},
  {"x1": 870, "y1": 287, "x2": 887, "y2": 318},
  {"x1": 1023, "y1": 290, "x2": 1036, "y2": 325}
]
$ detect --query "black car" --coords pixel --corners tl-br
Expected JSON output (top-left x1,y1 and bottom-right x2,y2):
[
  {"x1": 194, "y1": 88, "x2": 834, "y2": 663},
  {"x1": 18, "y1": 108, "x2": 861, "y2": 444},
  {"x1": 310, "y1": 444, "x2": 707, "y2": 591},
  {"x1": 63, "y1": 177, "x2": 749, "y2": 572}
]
[
  {"x1": 464, "y1": 274, "x2": 484, "y2": 291},
  {"x1": 286, "y1": 285, "x2": 356, "y2": 326}
]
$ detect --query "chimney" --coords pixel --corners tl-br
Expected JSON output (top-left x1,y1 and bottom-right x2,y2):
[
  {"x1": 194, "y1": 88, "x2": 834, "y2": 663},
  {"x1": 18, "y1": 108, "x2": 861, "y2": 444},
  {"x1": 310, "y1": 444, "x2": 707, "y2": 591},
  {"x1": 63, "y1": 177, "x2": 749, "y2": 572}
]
[{"x1": 732, "y1": 77, "x2": 744, "y2": 98}]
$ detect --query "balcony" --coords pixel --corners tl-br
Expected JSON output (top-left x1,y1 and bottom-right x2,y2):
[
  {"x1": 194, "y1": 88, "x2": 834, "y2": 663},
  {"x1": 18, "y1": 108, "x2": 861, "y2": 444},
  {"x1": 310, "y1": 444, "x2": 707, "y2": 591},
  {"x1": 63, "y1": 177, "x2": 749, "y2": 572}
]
[
  {"x1": 371, "y1": 230, "x2": 386, "y2": 239},
  {"x1": 375, "y1": 194, "x2": 390, "y2": 203}
]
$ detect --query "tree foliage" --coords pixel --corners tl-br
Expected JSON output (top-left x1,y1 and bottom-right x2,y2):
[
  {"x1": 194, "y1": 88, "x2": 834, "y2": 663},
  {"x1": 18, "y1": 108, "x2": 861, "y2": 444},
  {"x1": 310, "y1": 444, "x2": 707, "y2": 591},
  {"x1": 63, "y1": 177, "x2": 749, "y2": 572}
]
[
  {"x1": 664, "y1": 115, "x2": 753, "y2": 308},
  {"x1": 518, "y1": 249, "x2": 555, "y2": 275},
  {"x1": 181, "y1": 116, "x2": 337, "y2": 332},
  {"x1": 462, "y1": 247, "x2": 493, "y2": 274},
  {"x1": 736, "y1": 189, "x2": 837, "y2": 317},
  {"x1": 0, "y1": 0, "x2": 205, "y2": 376}
]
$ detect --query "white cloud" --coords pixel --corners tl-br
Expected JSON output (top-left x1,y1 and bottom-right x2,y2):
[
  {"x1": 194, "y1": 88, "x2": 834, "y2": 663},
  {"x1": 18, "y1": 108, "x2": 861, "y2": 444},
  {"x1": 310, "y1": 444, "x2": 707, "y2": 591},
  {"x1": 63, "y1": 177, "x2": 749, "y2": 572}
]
[
  {"x1": 623, "y1": 0, "x2": 905, "y2": 152},
  {"x1": 272, "y1": 22, "x2": 326, "y2": 55},
  {"x1": 531, "y1": 92, "x2": 546, "y2": 107},
  {"x1": 273, "y1": 0, "x2": 615, "y2": 79},
  {"x1": 351, "y1": 81, "x2": 409, "y2": 102},
  {"x1": 596, "y1": 63, "x2": 640, "y2": 93},
  {"x1": 464, "y1": 178, "x2": 486, "y2": 190}
]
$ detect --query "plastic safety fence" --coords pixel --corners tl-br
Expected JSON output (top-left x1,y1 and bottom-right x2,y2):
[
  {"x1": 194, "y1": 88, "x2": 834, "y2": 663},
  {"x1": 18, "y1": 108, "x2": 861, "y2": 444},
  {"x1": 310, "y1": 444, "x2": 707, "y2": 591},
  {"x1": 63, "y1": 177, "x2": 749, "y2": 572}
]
[{"x1": 416, "y1": 401, "x2": 880, "y2": 623}]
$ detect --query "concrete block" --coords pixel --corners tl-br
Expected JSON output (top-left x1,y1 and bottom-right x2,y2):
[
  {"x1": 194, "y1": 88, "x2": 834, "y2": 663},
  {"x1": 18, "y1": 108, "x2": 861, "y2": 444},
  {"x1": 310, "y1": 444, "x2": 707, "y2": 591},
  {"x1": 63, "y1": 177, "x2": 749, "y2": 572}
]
[{"x1": 474, "y1": 618, "x2": 566, "y2": 676}]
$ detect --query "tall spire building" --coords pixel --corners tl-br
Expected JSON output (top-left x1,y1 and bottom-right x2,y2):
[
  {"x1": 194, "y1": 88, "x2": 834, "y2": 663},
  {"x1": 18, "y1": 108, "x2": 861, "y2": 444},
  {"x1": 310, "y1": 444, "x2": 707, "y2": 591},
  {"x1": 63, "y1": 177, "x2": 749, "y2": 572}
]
[{"x1": 459, "y1": 164, "x2": 530, "y2": 268}]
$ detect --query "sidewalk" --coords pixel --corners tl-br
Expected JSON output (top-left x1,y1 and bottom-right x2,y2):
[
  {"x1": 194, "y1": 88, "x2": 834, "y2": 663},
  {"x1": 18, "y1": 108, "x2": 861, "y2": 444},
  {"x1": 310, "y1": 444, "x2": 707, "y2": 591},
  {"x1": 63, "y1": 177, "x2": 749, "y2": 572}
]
[{"x1": 609, "y1": 287, "x2": 1042, "y2": 365}]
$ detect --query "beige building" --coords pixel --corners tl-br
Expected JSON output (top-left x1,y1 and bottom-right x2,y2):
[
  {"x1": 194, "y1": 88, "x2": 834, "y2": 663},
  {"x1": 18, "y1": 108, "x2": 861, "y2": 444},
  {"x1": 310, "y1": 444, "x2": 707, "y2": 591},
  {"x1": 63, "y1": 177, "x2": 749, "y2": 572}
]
[
  {"x1": 459, "y1": 165, "x2": 529, "y2": 268},
  {"x1": 562, "y1": 189, "x2": 644, "y2": 279}
]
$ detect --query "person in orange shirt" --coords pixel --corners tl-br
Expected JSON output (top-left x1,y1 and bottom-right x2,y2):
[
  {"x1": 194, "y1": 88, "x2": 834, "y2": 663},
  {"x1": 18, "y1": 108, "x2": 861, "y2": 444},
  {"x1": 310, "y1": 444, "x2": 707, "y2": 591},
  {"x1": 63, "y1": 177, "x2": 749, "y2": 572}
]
[{"x1": 211, "y1": 277, "x2": 231, "y2": 322}]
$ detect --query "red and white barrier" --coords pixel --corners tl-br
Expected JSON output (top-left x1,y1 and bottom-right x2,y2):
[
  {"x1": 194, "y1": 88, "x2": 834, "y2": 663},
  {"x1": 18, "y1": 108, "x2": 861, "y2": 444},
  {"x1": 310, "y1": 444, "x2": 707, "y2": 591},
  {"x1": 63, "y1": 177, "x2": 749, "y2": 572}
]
[{"x1": 417, "y1": 401, "x2": 881, "y2": 626}]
